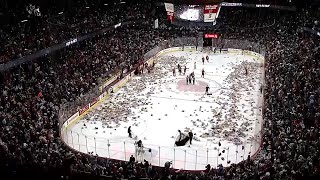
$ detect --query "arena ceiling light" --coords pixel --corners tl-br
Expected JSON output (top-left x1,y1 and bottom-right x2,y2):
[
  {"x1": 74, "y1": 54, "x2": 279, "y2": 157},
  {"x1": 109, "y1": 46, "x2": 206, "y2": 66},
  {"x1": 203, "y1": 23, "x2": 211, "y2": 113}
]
[
  {"x1": 21, "y1": 19, "x2": 28, "y2": 23},
  {"x1": 58, "y1": 12, "x2": 63, "y2": 15}
]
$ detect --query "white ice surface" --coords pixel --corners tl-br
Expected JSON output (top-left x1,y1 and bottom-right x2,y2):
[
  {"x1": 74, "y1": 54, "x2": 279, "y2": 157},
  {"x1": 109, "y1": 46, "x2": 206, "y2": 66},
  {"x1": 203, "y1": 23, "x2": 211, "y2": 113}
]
[{"x1": 62, "y1": 50, "x2": 264, "y2": 170}]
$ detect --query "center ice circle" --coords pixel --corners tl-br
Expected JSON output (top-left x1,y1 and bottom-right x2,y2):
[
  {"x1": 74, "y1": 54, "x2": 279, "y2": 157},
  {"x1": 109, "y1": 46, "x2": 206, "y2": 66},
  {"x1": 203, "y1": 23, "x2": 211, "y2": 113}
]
[
  {"x1": 176, "y1": 79, "x2": 208, "y2": 92},
  {"x1": 165, "y1": 78, "x2": 222, "y2": 94}
]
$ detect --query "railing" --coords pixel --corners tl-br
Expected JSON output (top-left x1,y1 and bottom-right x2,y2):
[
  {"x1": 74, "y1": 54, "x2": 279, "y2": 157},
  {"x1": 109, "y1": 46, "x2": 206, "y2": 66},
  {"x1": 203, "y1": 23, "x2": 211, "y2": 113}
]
[
  {"x1": 58, "y1": 37, "x2": 265, "y2": 170},
  {"x1": 57, "y1": 37, "x2": 201, "y2": 128},
  {"x1": 302, "y1": 27, "x2": 320, "y2": 37},
  {"x1": 61, "y1": 130, "x2": 261, "y2": 170}
]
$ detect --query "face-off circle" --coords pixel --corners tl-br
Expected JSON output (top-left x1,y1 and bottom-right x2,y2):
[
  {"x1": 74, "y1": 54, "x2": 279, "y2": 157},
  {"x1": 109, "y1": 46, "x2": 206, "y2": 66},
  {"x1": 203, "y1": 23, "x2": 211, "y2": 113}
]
[{"x1": 177, "y1": 79, "x2": 208, "y2": 92}]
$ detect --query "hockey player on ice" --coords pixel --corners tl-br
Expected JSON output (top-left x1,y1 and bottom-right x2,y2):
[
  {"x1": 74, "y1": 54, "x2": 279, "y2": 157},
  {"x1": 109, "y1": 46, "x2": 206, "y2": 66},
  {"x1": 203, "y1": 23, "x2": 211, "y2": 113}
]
[
  {"x1": 184, "y1": 66, "x2": 187, "y2": 75},
  {"x1": 177, "y1": 130, "x2": 182, "y2": 141},
  {"x1": 206, "y1": 55, "x2": 209, "y2": 62},
  {"x1": 175, "y1": 130, "x2": 190, "y2": 146},
  {"x1": 188, "y1": 131, "x2": 193, "y2": 145},
  {"x1": 186, "y1": 75, "x2": 189, "y2": 85},
  {"x1": 172, "y1": 68, "x2": 176, "y2": 76},
  {"x1": 194, "y1": 62, "x2": 196, "y2": 69},
  {"x1": 190, "y1": 71, "x2": 195, "y2": 78},
  {"x1": 128, "y1": 126, "x2": 132, "y2": 138},
  {"x1": 188, "y1": 72, "x2": 195, "y2": 85},
  {"x1": 201, "y1": 68, "x2": 205, "y2": 78},
  {"x1": 178, "y1": 64, "x2": 182, "y2": 75},
  {"x1": 202, "y1": 57, "x2": 205, "y2": 65},
  {"x1": 205, "y1": 85, "x2": 210, "y2": 95}
]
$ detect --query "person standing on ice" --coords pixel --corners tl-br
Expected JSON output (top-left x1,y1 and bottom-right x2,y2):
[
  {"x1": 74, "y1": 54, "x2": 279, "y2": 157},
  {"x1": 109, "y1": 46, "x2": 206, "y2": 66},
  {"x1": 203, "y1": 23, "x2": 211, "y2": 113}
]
[
  {"x1": 184, "y1": 66, "x2": 187, "y2": 75},
  {"x1": 178, "y1": 130, "x2": 182, "y2": 141},
  {"x1": 186, "y1": 75, "x2": 189, "y2": 85},
  {"x1": 178, "y1": 64, "x2": 182, "y2": 75},
  {"x1": 194, "y1": 62, "x2": 196, "y2": 69},
  {"x1": 192, "y1": 76, "x2": 195, "y2": 85},
  {"x1": 244, "y1": 66, "x2": 248, "y2": 76},
  {"x1": 188, "y1": 131, "x2": 193, "y2": 145},
  {"x1": 201, "y1": 68, "x2": 205, "y2": 78},
  {"x1": 206, "y1": 55, "x2": 209, "y2": 62},
  {"x1": 190, "y1": 72, "x2": 195, "y2": 77},
  {"x1": 173, "y1": 68, "x2": 176, "y2": 76},
  {"x1": 205, "y1": 85, "x2": 210, "y2": 95},
  {"x1": 128, "y1": 126, "x2": 132, "y2": 138},
  {"x1": 202, "y1": 57, "x2": 205, "y2": 65}
]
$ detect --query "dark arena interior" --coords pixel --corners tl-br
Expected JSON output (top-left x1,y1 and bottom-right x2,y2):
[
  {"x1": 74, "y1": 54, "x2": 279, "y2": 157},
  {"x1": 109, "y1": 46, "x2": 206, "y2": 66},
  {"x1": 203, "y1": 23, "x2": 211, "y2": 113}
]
[{"x1": 0, "y1": 0, "x2": 320, "y2": 179}]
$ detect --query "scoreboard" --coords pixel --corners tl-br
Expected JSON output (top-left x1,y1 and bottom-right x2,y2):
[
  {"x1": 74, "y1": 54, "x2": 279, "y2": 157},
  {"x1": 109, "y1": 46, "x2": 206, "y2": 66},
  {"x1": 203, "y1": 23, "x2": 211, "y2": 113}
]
[{"x1": 165, "y1": 0, "x2": 222, "y2": 4}]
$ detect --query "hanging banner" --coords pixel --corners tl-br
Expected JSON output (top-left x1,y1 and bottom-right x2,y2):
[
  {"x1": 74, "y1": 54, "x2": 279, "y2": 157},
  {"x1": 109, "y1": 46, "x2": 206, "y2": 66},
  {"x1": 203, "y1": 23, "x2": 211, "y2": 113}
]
[
  {"x1": 221, "y1": 2, "x2": 242, "y2": 7},
  {"x1": 164, "y1": 3, "x2": 174, "y2": 12},
  {"x1": 204, "y1": 5, "x2": 220, "y2": 23},
  {"x1": 154, "y1": 19, "x2": 159, "y2": 29},
  {"x1": 164, "y1": 3, "x2": 174, "y2": 23},
  {"x1": 167, "y1": 11, "x2": 174, "y2": 22},
  {"x1": 256, "y1": 4, "x2": 270, "y2": 7}
]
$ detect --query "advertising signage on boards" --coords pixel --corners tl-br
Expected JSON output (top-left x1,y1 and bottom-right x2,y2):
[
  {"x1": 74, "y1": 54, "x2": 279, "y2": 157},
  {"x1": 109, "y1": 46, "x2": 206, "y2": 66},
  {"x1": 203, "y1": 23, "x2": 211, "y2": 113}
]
[{"x1": 204, "y1": 34, "x2": 218, "y2": 38}]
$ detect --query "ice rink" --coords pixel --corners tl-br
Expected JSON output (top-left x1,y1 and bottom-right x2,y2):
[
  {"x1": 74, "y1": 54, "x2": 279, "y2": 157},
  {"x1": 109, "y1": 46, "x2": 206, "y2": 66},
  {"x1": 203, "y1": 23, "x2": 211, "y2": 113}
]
[{"x1": 62, "y1": 49, "x2": 264, "y2": 170}]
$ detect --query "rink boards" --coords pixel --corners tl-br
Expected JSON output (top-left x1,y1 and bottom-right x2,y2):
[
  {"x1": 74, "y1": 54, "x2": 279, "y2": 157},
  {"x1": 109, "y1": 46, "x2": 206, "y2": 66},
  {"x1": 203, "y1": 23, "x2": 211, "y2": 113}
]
[
  {"x1": 60, "y1": 47, "x2": 265, "y2": 167},
  {"x1": 61, "y1": 46, "x2": 265, "y2": 133}
]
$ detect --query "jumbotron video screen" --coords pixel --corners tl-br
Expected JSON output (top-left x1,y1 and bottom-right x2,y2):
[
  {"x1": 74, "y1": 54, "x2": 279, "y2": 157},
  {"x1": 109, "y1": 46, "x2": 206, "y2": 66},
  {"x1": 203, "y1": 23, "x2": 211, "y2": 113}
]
[
  {"x1": 166, "y1": 3, "x2": 220, "y2": 25},
  {"x1": 175, "y1": 5, "x2": 204, "y2": 22}
]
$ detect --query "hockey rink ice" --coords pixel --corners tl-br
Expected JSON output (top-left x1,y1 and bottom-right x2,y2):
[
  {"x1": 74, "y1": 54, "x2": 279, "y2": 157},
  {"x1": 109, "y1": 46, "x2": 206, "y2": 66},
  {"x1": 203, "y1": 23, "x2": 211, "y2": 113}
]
[{"x1": 62, "y1": 49, "x2": 264, "y2": 170}]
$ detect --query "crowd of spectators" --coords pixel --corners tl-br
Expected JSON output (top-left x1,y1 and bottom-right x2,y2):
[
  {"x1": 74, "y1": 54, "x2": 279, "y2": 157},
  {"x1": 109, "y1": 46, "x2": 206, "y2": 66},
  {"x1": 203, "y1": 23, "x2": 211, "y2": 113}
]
[
  {"x1": 0, "y1": 1, "x2": 320, "y2": 180},
  {"x1": 0, "y1": 0, "x2": 153, "y2": 63},
  {"x1": 0, "y1": 21, "x2": 198, "y2": 179}
]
